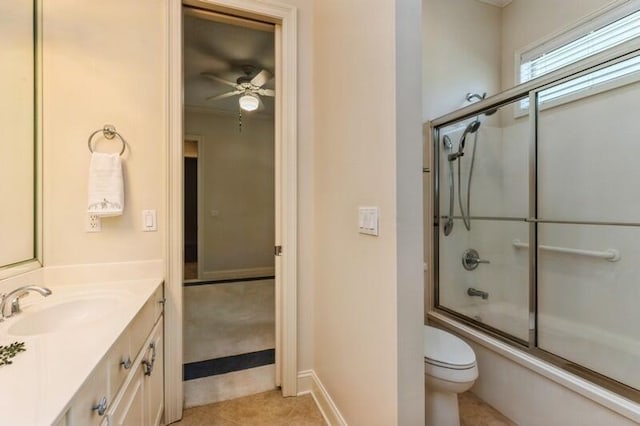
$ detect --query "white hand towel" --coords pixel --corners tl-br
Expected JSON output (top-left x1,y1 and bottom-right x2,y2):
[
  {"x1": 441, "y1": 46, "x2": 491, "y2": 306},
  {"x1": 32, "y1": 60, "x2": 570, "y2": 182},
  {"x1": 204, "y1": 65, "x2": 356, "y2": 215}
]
[{"x1": 87, "y1": 152, "x2": 124, "y2": 217}]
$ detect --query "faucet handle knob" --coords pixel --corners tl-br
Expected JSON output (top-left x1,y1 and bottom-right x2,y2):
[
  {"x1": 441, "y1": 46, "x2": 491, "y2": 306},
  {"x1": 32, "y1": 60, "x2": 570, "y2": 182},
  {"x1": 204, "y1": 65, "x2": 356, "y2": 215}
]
[
  {"x1": 8, "y1": 291, "x2": 30, "y2": 316},
  {"x1": 462, "y1": 248, "x2": 490, "y2": 271}
]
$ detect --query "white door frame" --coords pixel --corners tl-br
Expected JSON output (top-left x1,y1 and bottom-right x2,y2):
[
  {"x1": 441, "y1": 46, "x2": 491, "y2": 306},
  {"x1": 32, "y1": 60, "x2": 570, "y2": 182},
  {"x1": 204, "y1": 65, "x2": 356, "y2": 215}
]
[{"x1": 166, "y1": 1, "x2": 297, "y2": 422}]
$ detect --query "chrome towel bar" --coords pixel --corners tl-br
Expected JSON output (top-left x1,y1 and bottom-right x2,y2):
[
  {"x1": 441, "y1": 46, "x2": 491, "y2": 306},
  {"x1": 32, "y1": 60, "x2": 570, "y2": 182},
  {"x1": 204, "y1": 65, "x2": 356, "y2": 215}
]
[
  {"x1": 88, "y1": 124, "x2": 127, "y2": 156},
  {"x1": 512, "y1": 239, "x2": 620, "y2": 262}
]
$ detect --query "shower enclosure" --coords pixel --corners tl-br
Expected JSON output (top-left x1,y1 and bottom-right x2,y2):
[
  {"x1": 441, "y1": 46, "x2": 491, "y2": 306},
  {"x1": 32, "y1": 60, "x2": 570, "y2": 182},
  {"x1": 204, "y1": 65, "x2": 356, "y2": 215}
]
[{"x1": 430, "y1": 48, "x2": 640, "y2": 402}]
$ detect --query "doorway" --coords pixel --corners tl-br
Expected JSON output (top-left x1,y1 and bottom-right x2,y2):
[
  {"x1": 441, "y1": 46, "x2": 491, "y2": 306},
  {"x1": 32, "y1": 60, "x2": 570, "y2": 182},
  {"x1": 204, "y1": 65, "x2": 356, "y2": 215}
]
[
  {"x1": 183, "y1": 136, "x2": 201, "y2": 281},
  {"x1": 166, "y1": 1, "x2": 297, "y2": 422},
  {"x1": 181, "y1": 5, "x2": 277, "y2": 408}
]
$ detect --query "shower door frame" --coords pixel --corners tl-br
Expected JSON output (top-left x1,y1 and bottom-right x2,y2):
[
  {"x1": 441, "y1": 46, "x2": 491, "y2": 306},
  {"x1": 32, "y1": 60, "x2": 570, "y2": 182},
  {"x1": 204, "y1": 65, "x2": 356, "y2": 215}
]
[{"x1": 429, "y1": 44, "x2": 640, "y2": 404}]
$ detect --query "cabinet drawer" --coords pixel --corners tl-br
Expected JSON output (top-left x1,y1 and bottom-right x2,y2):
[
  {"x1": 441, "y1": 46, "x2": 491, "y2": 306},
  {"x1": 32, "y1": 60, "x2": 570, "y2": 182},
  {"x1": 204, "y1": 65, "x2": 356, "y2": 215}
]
[
  {"x1": 107, "y1": 329, "x2": 132, "y2": 399},
  {"x1": 108, "y1": 316, "x2": 164, "y2": 426},
  {"x1": 129, "y1": 285, "x2": 163, "y2": 360},
  {"x1": 67, "y1": 360, "x2": 109, "y2": 426}
]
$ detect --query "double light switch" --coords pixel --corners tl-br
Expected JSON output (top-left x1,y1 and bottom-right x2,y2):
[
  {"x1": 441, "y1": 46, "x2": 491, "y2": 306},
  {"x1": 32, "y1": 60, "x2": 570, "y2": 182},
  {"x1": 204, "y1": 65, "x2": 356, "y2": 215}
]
[{"x1": 358, "y1": 207, "x2": 379, "y2": 236}]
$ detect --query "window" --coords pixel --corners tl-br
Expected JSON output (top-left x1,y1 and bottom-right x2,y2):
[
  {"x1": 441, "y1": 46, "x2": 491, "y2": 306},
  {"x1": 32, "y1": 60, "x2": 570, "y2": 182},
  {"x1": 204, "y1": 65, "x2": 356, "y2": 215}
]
[{"x1": 518, "y1": 1, "x2": 640, "y2": 110}]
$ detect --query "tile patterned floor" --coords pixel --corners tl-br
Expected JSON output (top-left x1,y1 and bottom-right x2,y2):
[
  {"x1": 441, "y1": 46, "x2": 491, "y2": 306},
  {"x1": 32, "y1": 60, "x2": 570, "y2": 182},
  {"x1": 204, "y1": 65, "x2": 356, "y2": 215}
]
[
  {"x1": 172, "y1": 390, "x2": 326, "y2": 426},
  {"x1": 459, "y1": 392, "x2": 517, "y2": 426},
  {"x1": 173, "y1": 389, "x2": 514, "y2": 426}
]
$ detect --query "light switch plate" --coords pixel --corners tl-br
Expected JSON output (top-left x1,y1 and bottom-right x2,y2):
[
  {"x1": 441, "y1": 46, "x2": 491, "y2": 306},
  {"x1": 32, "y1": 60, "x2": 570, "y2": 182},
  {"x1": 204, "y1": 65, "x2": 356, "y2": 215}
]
[
  {"x1": 358, "y1": 206, "x2": 379, "y2": 236},
  {"x1": 142, "y1": 209, "x2": 157, "y2": 232}
]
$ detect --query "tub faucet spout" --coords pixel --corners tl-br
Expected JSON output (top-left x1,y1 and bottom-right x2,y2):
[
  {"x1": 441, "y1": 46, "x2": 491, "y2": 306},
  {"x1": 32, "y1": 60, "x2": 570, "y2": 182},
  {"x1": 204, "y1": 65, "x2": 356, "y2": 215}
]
[{"x1": 467, "y1": 287, "x2": 489, "y2": 300}]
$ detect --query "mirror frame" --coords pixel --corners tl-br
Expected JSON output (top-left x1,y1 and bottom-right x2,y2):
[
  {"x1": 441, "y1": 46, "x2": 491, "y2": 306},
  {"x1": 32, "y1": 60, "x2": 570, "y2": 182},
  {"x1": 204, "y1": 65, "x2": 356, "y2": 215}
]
[{"x1": 0, "y1": 0, "x2": 42, "y2": 280}]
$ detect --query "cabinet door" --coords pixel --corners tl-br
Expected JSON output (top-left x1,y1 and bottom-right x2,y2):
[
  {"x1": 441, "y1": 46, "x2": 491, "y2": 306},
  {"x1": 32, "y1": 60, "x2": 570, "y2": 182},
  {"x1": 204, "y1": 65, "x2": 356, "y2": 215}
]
[
  {"x1": 67, "y1": 363, "x2": 109, "y2": 426},
  {"x1": 145, "y1": 319, "x2": 164, "y2": 426},
  {"x1": 107, "y1": 367, "x2": 145, "y2": 426}
]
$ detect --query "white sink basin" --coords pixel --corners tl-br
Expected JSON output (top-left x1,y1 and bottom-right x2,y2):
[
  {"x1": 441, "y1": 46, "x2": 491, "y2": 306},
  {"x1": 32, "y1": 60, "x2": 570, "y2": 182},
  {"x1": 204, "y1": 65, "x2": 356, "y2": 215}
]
[{"x1": 8, "y1": 296, "x2": 123, "y2": 336}]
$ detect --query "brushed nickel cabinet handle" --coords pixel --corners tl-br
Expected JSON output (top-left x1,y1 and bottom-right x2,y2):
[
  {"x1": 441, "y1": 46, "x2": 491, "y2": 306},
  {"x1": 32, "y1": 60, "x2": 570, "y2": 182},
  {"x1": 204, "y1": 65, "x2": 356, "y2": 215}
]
[{"x1": 92, "y1": 396, "x2": 107, "y2": 416}]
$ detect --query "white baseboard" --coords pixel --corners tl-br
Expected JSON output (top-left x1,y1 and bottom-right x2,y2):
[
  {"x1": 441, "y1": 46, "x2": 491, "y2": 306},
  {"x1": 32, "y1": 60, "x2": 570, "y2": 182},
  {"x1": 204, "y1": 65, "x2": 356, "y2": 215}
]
[
  {"x1": 201, "y1": 266, "x2": 275, "y2": 281},
  {"x1": 297, "y1": 370, "x2": 347, "y2": 426}
]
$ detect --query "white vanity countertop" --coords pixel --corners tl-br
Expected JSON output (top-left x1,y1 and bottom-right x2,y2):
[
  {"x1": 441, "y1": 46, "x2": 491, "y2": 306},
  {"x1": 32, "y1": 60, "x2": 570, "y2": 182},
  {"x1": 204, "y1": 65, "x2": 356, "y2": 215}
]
[{"x1": 0, "y1": 278, "x2": 162, "y2": 426}]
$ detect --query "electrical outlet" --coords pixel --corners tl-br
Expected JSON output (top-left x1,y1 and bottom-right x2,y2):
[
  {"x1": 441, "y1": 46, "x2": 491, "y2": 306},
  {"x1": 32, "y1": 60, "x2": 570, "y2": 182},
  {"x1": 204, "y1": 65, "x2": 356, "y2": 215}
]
[{"x1": 86, "y1": 214, "x2": 101, "y2": 232}]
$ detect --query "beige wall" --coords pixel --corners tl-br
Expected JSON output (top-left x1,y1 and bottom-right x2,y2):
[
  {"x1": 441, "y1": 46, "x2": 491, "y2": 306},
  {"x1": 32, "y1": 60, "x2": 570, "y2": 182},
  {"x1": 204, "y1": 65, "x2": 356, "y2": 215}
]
[
  {"x1": 185, "y1": 110, "x2": 275, "y2": 275},
  {"x1": 42, "y1": 0, "x2": 167, "y2": 265},
  {"x1": 422, "y1": 0, "x2": 502, "y2": 121},
  {"x1": 39, "y1": 0, "x2": 316, "y2": 373},
  {"x1": 313, "y1": 0, "x2": 423, "y2": 423},
  {"x1": 396, "y1": 0, "x2": 425, "y2": 422},
  {"x1": 39, "y1": 0, "x2": 425, "y2": 417}
]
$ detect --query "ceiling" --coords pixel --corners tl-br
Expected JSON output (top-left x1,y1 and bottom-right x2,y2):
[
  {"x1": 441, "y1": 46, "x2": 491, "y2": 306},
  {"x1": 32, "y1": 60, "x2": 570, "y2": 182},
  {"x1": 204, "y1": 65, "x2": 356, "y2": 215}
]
[{"x1": 183, "y1": 10, "x2": 275, "y2": 114}]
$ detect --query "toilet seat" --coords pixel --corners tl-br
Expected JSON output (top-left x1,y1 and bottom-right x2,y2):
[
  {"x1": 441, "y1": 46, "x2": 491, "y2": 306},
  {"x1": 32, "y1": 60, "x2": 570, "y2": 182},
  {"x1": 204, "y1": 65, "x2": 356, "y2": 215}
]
[{"x1": 424, "y1": 326, "x2": 476, "y2": 370}]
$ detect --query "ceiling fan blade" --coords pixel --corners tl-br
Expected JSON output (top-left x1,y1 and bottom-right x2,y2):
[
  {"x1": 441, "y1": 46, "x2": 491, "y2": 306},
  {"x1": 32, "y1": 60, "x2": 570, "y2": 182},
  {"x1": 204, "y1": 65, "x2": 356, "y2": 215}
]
[
  {"x1": 251, "y1": 69, "x2": 272, "y2": 87},
  {"x1": 206, "y1": 90, "x2": 242, "y2": 101},
  {"x1": 201, "y1": 72, "x2": 238, "y2": 88},
  {"x1": 257, "y1": 88, "x2": 275, "y2": 97}
]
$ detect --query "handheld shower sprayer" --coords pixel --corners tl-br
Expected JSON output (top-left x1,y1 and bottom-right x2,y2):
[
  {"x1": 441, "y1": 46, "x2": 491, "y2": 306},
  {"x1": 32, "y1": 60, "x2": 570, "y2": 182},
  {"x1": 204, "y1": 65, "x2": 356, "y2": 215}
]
[
  {"x1": 447, "y1": 120, "x2": 480, "y2": 162},
  {"x1": 443, "y1": 92, "x2": 490, "y2": 236},
  {"x1": 458, "y1": 120, "x2": 481, "y2": 152}
]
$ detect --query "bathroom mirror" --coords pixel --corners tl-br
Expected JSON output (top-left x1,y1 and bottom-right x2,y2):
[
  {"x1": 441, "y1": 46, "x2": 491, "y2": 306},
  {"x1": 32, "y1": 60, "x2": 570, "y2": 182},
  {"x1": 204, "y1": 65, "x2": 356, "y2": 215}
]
[{"x1": 0, "y1": 0, "x2": 38, "y2": 274}]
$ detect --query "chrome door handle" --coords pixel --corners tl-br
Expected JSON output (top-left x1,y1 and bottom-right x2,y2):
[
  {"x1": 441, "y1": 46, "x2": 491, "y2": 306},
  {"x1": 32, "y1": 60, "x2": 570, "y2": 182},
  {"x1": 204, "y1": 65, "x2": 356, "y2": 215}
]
[{"x1": 142, "y1": 342, "x2": 156, "y2": 376}]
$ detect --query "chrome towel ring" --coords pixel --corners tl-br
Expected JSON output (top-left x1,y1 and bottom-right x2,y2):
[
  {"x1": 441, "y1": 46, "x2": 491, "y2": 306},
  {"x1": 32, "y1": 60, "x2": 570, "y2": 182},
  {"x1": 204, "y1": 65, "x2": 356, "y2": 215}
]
[{"x1": 88, "y1": 124, "x2": 127, "y2": 156}]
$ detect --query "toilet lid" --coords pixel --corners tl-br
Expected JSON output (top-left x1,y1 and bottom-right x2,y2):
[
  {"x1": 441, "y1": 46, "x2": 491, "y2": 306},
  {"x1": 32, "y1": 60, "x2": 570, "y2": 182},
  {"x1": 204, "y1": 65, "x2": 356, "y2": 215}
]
[{"x1": 424, "y1": 326, "x2": 476, "y2": 369}]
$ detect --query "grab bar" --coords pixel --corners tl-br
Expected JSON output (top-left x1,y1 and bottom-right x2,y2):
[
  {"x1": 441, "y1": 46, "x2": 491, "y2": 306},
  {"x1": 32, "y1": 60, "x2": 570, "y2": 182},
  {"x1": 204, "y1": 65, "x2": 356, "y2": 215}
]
[{"x1": 512, "y1": 239, "x2": 620, "y2": 262}]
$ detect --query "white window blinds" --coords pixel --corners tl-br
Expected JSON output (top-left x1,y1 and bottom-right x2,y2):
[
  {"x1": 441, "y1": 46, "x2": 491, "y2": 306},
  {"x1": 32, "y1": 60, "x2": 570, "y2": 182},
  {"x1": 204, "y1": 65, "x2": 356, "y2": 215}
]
[{"x1": 519, "y1": 1, "x2": 640, "y2": 107}]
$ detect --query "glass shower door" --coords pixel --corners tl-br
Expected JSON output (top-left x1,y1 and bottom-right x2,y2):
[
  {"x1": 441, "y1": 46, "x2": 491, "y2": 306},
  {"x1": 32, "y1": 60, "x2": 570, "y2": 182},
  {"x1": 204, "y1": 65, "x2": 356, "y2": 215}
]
[
  {"x1": 436, "y1": 97, "x2": 531, "y2": 343},
  {"x1": 536, "y1": 61, "x2": 640, "y2": 392}
]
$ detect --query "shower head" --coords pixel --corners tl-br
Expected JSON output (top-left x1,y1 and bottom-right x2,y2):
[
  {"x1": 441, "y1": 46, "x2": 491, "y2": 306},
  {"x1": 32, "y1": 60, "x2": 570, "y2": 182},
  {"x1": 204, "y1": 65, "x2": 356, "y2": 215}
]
[
  {"x1": 458, "y1": 120, "x2": 481, "y2": 152},
  {"x1": 466, "y1": 120, "x2": 481, "y2": 134},
  {"x1": 442, "y1": 135, "x2": 453, "y2": 152}
]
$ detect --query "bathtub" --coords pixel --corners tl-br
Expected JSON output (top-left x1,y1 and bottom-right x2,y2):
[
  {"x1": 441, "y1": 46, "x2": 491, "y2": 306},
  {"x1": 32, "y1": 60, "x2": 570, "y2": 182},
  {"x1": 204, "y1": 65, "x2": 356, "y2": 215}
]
[{"x1": 429, "y1": 307, "x2": 640, "y2": 425}]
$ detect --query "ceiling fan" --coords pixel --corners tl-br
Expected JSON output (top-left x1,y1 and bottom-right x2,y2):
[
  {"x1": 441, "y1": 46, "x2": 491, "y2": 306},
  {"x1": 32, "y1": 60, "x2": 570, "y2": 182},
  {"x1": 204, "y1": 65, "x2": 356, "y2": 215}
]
[{"x1": 202, "y1": 65, "x2": 275, "y2": 112}]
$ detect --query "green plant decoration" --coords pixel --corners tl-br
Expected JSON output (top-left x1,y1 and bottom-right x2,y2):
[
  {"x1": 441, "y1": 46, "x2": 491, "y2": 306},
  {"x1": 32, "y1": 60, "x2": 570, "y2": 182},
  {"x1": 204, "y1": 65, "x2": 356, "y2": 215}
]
[{"x1": 0, "y1": 342, "x2": 26, "y2": 366}]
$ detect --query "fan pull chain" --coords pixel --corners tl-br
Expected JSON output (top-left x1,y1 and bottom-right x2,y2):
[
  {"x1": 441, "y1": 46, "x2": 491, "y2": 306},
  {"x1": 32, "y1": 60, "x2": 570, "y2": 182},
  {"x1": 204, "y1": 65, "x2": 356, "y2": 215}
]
[{"x1": 238, "y1": 109, "x2": 243, "y2": 133}]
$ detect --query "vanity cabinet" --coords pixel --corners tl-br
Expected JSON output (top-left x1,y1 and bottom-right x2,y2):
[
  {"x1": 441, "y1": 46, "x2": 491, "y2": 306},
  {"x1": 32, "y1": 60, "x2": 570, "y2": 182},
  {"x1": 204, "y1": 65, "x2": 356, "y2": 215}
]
[
  {"x1": 57, "y1": 284, "x2": 164, "y2": 426},
  {"x1": 106, "y1": 319, "x2": 164, "y2": 426}
]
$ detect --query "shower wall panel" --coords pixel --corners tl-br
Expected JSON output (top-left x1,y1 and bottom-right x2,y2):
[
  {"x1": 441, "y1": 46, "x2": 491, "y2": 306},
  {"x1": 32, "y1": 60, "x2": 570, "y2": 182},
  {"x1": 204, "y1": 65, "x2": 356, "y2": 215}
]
[
  {"x1": 538, "y1": 79, "x2": 640, "y2": 223},
  {"x1": 436, "y1": 98, "x2": 530, "y2": 342}
]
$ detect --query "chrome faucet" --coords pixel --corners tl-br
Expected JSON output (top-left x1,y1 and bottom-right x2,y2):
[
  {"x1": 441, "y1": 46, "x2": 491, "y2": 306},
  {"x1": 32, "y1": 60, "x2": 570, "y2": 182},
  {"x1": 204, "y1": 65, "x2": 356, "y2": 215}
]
[
  {"x1": 461, "y1": 248, "x2": 490, "y2": 271},
  {"x1": 467, "y1": 287, "x2": 489, "y2": 300},
  {"x1": 0, "y1": 285, "x2": 52, "y2": 319}
]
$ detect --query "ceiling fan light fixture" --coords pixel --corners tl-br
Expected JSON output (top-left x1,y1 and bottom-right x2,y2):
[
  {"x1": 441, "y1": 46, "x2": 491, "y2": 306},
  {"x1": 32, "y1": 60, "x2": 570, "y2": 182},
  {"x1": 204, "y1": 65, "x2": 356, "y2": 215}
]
[{"x1": 239, "y1": 94, "x2": 259, "y2": 111}]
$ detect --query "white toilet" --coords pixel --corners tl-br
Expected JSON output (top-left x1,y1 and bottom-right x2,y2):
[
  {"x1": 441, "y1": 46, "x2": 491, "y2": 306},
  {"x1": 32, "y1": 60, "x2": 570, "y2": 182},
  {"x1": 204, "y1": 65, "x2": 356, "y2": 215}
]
[{"x1": 424, "y1": 325, "x2": 478, "y2": 426}]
